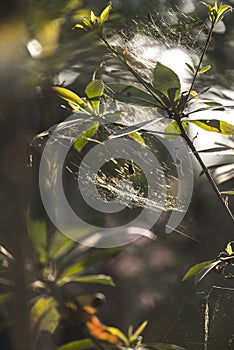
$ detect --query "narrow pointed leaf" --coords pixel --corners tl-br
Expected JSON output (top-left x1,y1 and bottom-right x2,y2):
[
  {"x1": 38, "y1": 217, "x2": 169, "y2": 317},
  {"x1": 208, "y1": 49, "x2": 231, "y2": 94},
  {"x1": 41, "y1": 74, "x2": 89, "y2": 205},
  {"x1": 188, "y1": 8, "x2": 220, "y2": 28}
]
[
  {"x1": 58, "y1": 274, "x2": 115, "y2": 287},
  {"x1": 30, "y1": 297, "x2": 60, "y2": 334},
  {"x1": 164, "y1": 121, "x2": 187, "y2": 139},
  {"x1": 221, "y1": 191, "x2": 234, "y2": 196},
  {"x1": 109, "y1": 118, "x2": 163, "y2": 140},
  {"x1": 105, "y1": 84, "x2": 160, "y2": 107},
  {"x1": 129, "y1": 132, "x2": 145, "y2": 146},
  {"x1": 85, "y1": 80, "x2": 104, "y2": 114},
  {"x1": 49, "y1": 231, "x2": 75, "y2": 260},
  {"x1": 183, "y1": 119, "x2": 234, "y2": 135},
  {"x1": 182, "y1": 260, "x2": 215, "y2": 281},
  {"x1": 203, "y1": 101, "x2": 223, "y2": 107},
  {"x1": 75, "y1": 24, "x2": 85, "y2": 29},
  {"x1": 100, "y1": 4, "x2": 111, "y2": 24},
  {"x1": 217, "y1": 5, "x2": 233, "y2": 17},
  {"x1": 198, "y1": 65, "x2": 211, "y2": 75},
  {"x1": 153, "y1": 62, "x2": 181, "y2": 102},
  {"x1": 53, "y1": 86, "x2": 87, "y2": 110},
  {"x1": 58, "y1": 248, "x2": 120, "y2": 280},
  {"x1": 225, "y1": 242, "x2": 234, "y2": 255},
  {"x1": 131, "y1": 321, "x2": 148, "y2": 341},
  {"x1": 74, "y1": 122, "x2": 99, "y2": 152},
  {"x1": 185, "y1": 63, "x2": 195, "y2": 74},
  {"x1": 90, "y1": 11, "x2": 98, "y2": 23},
  {"x1": 106, "y1": 327, "x2": 129, "y2": 346}
]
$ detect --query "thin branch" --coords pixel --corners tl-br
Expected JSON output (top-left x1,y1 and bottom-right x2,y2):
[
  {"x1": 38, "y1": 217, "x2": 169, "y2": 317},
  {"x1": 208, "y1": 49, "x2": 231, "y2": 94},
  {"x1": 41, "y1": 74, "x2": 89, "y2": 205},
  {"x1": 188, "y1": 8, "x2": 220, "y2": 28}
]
[{"x1": 176, "y1": 118, "x2": 234, "y2": 221}]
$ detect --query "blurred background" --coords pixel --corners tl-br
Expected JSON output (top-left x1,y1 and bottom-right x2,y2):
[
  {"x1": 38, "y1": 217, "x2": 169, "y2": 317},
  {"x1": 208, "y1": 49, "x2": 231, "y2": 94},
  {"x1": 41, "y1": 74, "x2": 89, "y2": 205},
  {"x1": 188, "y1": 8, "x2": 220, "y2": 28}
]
[{"x1": 0, "y1": 0, "x2": 234, "y2": 349}]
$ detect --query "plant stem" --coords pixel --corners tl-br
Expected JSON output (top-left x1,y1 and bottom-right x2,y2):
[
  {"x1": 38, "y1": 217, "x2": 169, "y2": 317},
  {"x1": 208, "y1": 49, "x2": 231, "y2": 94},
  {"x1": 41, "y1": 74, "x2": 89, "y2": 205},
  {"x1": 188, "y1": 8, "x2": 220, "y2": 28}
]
[
  {"x1": 99, "y1": 28, "x2": 234, "y2": 222},
  {"x1": 176, "y1": 118, "x2": 234, "y2": 221},
  {"x1": 182, "y1": 23, "x2": 214, "y2": 109},
  {"x1": 99, "y1": 35, "x2": 167, "y2": 109}
]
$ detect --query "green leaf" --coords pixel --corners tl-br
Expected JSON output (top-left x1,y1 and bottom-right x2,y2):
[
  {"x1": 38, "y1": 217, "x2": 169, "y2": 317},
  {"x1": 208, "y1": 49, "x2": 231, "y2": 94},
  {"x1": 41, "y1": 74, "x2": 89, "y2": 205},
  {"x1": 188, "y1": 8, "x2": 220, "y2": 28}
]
[
  {"x1": 27, "y1": 218, "x2": 47, "y2": 265},
  {"x1": 153, "y1": 62, "x2": 181, "y2": 102},
  {"x1": 58, "y1": 248, "x2": 120, "y2": 281},
  {"x1": 130, "y1": 321, "x2": 148, "y2": 342},
  {"x1": 203, "y1": 101, "x2": 223, "y2": 107},
  {"x1": 75, "y1": 23, "x2": 85, "y2": 30},
  {"x1": 90, "y1": 11, "x2": 98, "y2": 23},
  {"x1": 225, "y1": 242, "x2": 234, "y2": 255},
  {"x1": 58, "y1": 274, "x2": 115, "y2": 287},
  {"x1": 147, "y1": 343, "x2": 188, "y2": 350},
  {"x1": 221, "y1": 191, "x2": 234, "y2": 195},
  {"x1": 100, "y1": 4, "x2": 111, "y2": 24},
  {"x1": 0, "y1": 292, "x2": 13, "y2": 304},
  {"x1": 183, "y1": 119, "x2": 234, "y2": 135},
  {"x1": 106, "y1": 327, "x2": 129, "y2": 347},
  {"x1": 129, "y1": 132, "x2": 145, "y2": 146},
  {"x1": 109, "y1": 118, "x2": 163, "y2": 140},
  {"x1": 49, "y1": 231, "x2": 76, "y2": 260},
  {"x1": 185, "y1": 63, "x2": 195, "y2": 74},
  {"x1": 53, "y1": 86, "x2": 88, "y2": 110},
  {"x1": 57, "y1": 261, "x2": 84, "y2": 281},
  {"x1": 198, "y1": 65, "x2": 211, "y2": 75},
  {"x1": 73, "y1": 122, "x2": 99, "y2": 152},
  {"x1": 182, "y1": 260, "x2": 215, "y2": 281},
  {"x1": 105, "y1": 84, "x2": 160, "y2": 107},
  {"x1": 57, "y1": 339, "x2": 95, "y2": 350},
  {"x1": 164, "y1": 121, "x2": 187, "y2": 139},
  {"x1": 30, "y1": 296, "x2": 60, "y2": 334},
  {"x1": 85, "y1": 80, "x2": 104, "y2": 114},
  {"x1": 217, "y1": 4, "x2": 233, "y2": 20}
]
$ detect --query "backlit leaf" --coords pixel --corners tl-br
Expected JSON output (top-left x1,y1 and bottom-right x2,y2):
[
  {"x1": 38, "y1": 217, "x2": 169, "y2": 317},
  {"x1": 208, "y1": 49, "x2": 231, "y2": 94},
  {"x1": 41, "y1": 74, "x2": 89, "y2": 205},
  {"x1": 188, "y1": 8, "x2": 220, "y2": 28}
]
[
  {"x1": 85, "y1": 80, "x2": 104, "y2": 114},
  {"x1": 131, "y1": 321, "x2": 148, "y2": 341},
  {"x1": 100, "y1": 4, "x2": 111, "y2": 24},
  {"x1": 183, "y1": 119, "x2": 234, "y2": 135},
  {"x1": 30, "y1": 296, "x2": 60, "y2": 334},
  {"x1": 225, "y1": 242, "x2": 234, "y2": 255},
  {"x1": 106, "y1": 327, "x2": 129, "y2": 346},
  {"x1": 73, "y1": 122, "x2": 99, "y2": 152},
  {"x1": 153, "y1": 62, "x2": 181, "y2": 102},
  {"x1": 164, "y1": 121, "x2": 187, "y2": 139},
  {"x1": 58, "y1": 274, "x2": 115, "y2": 287},
  {"x1": 198, "y1": 65, "x2": 211, "y2": 75},
  {"x1": 129, "y1": 132, "x2": 145, "y2": 146},
  {"x1": 182, "y1": 260, "x2": 215, "y2": 281},
  {"x1": 221, "y1": 191, "x2": 234, "y2": 195},
  {"x1": 53, "y1": 86, "x2": 88, "y2": 110}
]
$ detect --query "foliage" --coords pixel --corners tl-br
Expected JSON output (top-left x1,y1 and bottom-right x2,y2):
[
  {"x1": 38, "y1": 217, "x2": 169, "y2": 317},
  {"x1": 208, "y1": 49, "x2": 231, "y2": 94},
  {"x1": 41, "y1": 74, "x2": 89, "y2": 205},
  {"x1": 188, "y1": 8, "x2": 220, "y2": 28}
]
[
  {"x1": 0, "y1": 1, "x2": 234, "y2": 350},
  {"x1": 183, "y1": 241, "x2": 234, "y2": 284}
]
